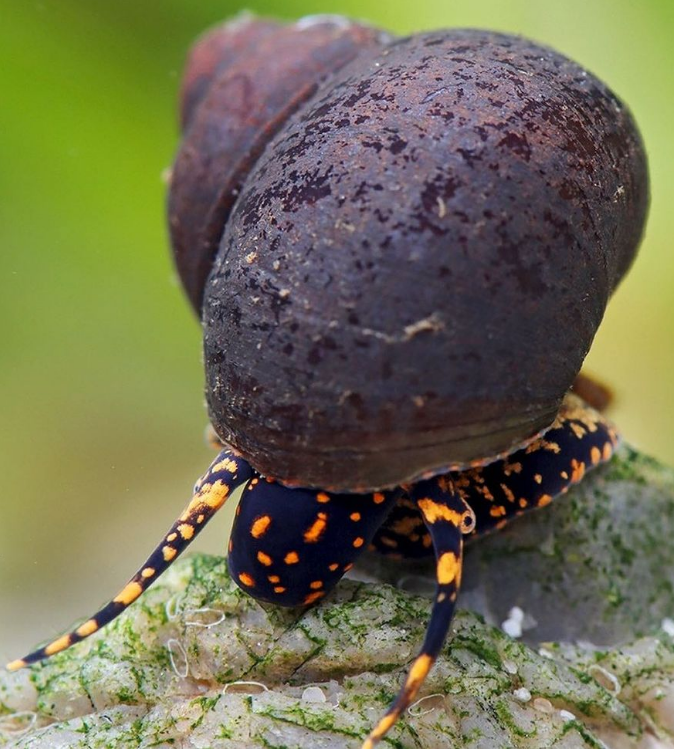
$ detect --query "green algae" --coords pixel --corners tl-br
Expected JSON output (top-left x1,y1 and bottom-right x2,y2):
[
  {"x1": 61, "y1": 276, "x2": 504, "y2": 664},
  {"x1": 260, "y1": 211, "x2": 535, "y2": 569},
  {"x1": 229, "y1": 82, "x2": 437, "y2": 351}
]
[{"x1": 1, "y1": 445, "x2": 674, "y2": 747}]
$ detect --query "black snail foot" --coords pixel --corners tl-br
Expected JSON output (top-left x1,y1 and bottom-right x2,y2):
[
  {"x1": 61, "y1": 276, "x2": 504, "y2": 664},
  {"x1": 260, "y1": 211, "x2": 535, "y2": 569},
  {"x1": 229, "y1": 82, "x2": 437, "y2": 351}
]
[{"x1": 2, "y1": 444, "x2": 674, "y2": 748}]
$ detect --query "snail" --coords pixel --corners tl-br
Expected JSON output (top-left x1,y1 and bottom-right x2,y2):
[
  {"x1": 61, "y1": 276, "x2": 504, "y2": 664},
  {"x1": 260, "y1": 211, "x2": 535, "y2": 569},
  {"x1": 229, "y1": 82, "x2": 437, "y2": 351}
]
[{"x1": 8, "y1": 15, "x2": 648, "y2": 749}]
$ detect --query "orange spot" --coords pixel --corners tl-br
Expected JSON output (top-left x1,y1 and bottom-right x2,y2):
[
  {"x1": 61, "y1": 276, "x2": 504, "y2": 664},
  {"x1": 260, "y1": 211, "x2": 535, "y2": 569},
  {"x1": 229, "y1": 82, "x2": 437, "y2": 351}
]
[
  {"x1": 257, "y1": 551, "x2": 273, "y2": 566},
  {"x1": 310, "y1": 580, "x2": 324, "y2": 590},
  {"x1": 373, "y1": 493, "x2": 385, "y2": 504},
  {"x1": 380, "y1": 535, "x2": 398, "y2": 548},
  {"x1": 500, "y1": 484, "x2": 515, "y2": 503},
  {"x1": 344, "y1": 563, "x2": 354, "y2": 572},
  {"x1": 363, "y1": 714, "x2": 398, "y2": 748},
  {"x1": 45, "y1": 635, "x2": 72, "y2": 657},
  {"x1": 406, "y1": 653, "x2": 433, "y2": 689},
  {"x1": 304, "y1": 591, "x2": 325, "y2": 605},
  {"x1": 590, "y1": 446, "x2": 602, "y2": 465},
  {"x1": 570, "y1": 422, "x2": 587, "y2": 439},
  {"x1": 217, "y1": 457, "x2": 239, "y2": 473},
  {"x1": 141, "y1": 567, "x2": 156, "y2": 579},
  {"x1": 274, "y1": 586, "x2": 287, "y2": 594},
  {"x1": 303, "y1": 513, "x2": 328, "y2": 543},
  {"x1": 76, "y1": 619, "x2": 99, "y2": 637},
  {"x1": 537, "y1": 494, "x2": 552, "y2": 507},
  {"x1": 519, "y1": 498, "x2": 528, "y2": 508},
  {"x1": 390, "y1": 515, "x2": 422, "y2": 536},
  {"x1": 228, "y1": 539, "x2": 233, "y2": 553},
  {"x1": 437, "y1": 552, "x2": 461, "y2": 585},
  {"x1": 251, "y1": 515, "x2": 271, "y2": 538},
  {"x1": 602, "y1": 442, "x2": 614, "y2": 460},
  {"x1": 328, "y1": 563, "x2": 339, "y2": 571},
  {"x1": 316, "y1": 492, "x2": 331, "y2": 503},
  {"x1": 570, "y1": 459, "x2": 586, "y2": 483},
  {"x1": 350, "y1": 512, "x2": 361, "y2": 522},
  {"x1": 178, "y1": 523, "x2": 195, "y2": 540},
  {"x1": 353, "y1": 537, "x2": 364, "y2": 548},
  {"x1": 6, "y1": 660, "x2": 27, "y2": 672},
  {"x1": 503, "y1": 461, "x2": 522, "y2": 476},
  {"x1": 268, "y1": 575, "x2": 281, "y2": 583},
  {"x1": 195, "y1": 480, "x2": 230, "y2": 510},
  {"x1": 114, "y1": 581, "x2": 143, "y2": 605},
  {"x1": 478, "y1": 485, "x2": 494, "y2": 501},
  {"x1": 284, "y1": 551, "x2": 300, "y2": 565},
  {"x1": 163, "y1": 546, "x2": 177, "y2": 562},
  {"x1": 238, "y1": 572, "x2": 255, "y2": 587},
  {"x1": 489, "y1": 505, "x2": 506, "y2": 518},
  {"x1": 534, "y1": 474, "x2": 543, "y2": 484},
  {"x1": 167, "y1": 533, "x2": 178, "y2": 542},
  {"x1": 418, "y1": 498, "x2": 465, "y2": 526}
]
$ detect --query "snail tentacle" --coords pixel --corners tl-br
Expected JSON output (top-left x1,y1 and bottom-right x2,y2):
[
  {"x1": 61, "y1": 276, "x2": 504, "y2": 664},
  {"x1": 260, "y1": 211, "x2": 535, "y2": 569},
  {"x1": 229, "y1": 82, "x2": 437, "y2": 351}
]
[
  {"x1": 363, "y1": 477, "x2": 471, "y2": 749},
  {"x1": 6, "y1": 449, "x2": 253, "y2": 671}
]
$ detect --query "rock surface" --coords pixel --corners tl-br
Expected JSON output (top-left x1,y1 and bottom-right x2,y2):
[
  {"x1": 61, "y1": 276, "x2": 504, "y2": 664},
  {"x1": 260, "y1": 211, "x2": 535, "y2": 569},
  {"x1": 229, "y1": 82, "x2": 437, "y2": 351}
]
[{"x1": 2, "y1": 445, "x2": 674, "y2": 748}]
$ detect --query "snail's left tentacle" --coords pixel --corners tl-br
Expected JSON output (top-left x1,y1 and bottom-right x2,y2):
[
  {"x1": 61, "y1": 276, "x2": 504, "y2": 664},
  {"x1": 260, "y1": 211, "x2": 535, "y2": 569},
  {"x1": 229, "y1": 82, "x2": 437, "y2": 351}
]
[
  {"x1": 6, "y1": 449, "x2": 253, "y2": 672},
  {"x1": 228, "y1": 479, "x2": 400, "y2": 607},
  {"x1": 362, "y1": 476, "x2": 473, "y2": 749}
]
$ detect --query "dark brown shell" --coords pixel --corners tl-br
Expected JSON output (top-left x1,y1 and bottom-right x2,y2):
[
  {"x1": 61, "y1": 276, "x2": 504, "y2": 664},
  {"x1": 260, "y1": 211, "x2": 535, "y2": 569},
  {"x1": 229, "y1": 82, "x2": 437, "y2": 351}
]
[
  {"x1": 174, "y1": 22, "x2": 648, "y2": 491},
  {"x1": 169, "y1": 16, "x2": 387, "y2": 313}
]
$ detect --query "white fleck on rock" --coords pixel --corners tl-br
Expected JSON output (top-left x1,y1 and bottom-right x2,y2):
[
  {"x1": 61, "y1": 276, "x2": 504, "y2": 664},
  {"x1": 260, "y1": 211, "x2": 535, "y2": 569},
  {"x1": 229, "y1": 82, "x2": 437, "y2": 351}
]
[
  {"x1": 661, "y1": 618, "x2": 674, "y2": 637},
  {"x1": 502, "y1": 606, "x2": 524, "y2": 638},
  {"x1": 503, "y1": 659, "x2": 518, "y2": 675},
  {"x1": 513, "y1": 688, "x2": 532, "y2": 703},
  {"x1": 302, "y1": 686, "x2": 327, "y2": 703}
]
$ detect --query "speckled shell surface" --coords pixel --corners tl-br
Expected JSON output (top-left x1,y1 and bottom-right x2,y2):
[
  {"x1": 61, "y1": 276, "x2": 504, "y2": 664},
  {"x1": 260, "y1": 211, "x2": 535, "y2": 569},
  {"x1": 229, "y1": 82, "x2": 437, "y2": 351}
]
[
  {"x1": 200, "y1": 28, "x2": 648, "y2": 491},
  {"x1": 170, "y1": 17, "x2": 386, "y2": 313}
]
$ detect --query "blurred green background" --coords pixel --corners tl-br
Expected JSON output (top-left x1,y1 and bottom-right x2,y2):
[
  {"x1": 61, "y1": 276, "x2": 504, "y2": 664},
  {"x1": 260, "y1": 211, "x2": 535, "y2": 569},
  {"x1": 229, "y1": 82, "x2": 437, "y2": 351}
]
[{"x1": 1, "y1": 0, "x2": 672, "y2": 659}]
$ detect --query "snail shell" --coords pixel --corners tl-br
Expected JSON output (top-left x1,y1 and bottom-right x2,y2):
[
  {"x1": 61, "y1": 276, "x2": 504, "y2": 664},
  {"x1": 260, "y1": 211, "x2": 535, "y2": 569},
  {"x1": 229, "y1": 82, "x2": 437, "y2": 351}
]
[{"x1": 170, "y1": 20, "x2": 648, "y2": 491}]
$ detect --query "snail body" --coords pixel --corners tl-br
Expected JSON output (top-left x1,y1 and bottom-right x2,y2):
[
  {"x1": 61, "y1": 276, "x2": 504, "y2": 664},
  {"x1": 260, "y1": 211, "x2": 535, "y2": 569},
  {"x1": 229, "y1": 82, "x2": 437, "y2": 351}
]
[{"x1": 9, "y1": 16, "x2": 648, "y2": 749}]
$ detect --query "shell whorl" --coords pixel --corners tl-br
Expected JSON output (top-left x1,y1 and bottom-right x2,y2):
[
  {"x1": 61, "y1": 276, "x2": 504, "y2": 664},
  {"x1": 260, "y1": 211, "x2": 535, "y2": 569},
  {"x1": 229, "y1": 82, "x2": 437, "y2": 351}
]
[{"x1": 169, "y1": 16, "x2": 388, "y2": 314}]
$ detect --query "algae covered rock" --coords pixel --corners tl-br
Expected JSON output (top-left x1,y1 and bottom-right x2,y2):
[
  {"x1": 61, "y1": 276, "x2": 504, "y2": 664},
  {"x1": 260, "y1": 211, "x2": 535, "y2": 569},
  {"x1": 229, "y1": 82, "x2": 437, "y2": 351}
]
[{"x1": 1, "y1": 445, "x2": 674, "y2": 748}]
